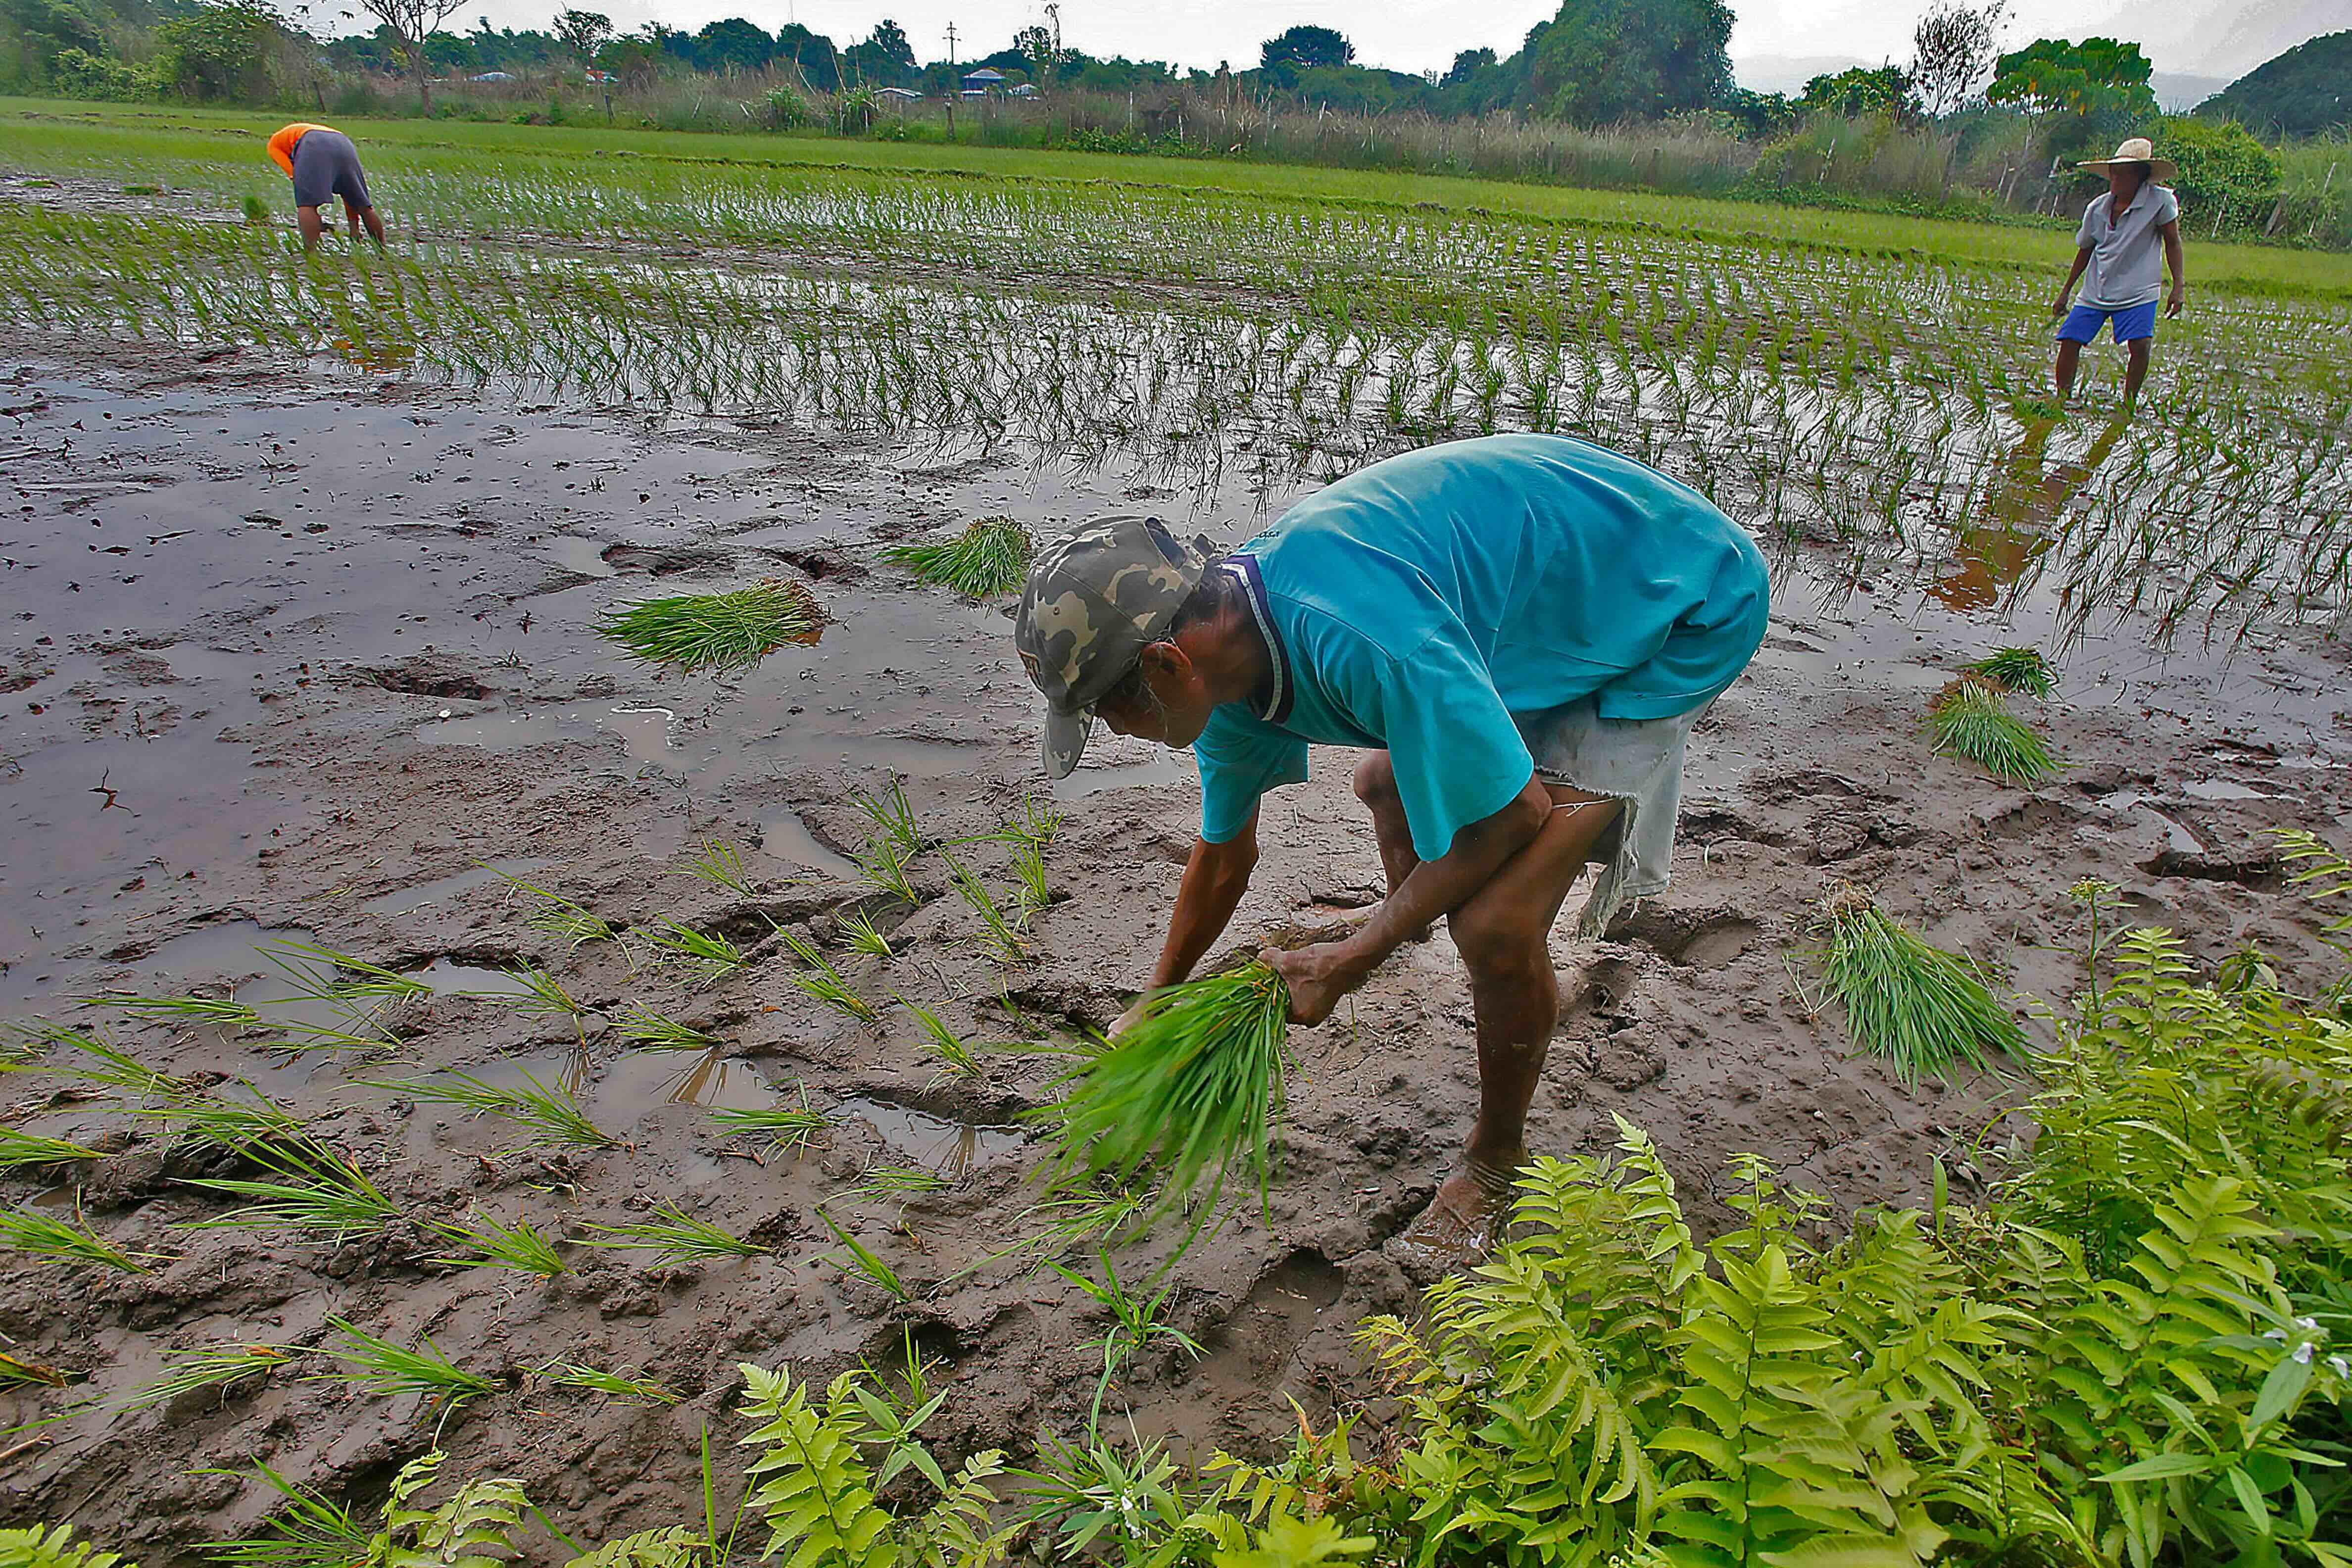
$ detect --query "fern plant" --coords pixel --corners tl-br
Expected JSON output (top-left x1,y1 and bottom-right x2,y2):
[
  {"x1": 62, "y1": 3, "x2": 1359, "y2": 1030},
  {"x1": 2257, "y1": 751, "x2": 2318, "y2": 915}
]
[{"x1": 0, "y1": 1526, "x2": 133, "y2": 1568}]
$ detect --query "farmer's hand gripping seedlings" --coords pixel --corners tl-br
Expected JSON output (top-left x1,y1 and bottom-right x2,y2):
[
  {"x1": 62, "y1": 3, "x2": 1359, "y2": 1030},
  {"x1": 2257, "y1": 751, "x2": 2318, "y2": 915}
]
[{"x1": 1011, "y1": 436, "x2": 1770, "y2": 1257}]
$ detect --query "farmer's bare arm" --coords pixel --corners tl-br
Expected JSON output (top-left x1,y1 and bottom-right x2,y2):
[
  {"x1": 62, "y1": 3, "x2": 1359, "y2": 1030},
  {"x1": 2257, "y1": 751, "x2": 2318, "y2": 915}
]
[
  {"x1": 1267, "y1": 774, "x2": 1551, "y2": 1025},
  {"x1": 1146, "y1": 812, "x2": 1261, "y2": 989},
  {"x1": 2054, "y1": 246, "x2": 2091, "y2": 314},
  {"x1": 2161, "y1": 220, "x2": 2186, "y2": 316}
]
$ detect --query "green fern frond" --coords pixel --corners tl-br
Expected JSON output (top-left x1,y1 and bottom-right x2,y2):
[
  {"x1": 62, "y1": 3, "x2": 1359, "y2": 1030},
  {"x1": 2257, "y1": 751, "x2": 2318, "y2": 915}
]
[{"x1": 0, "y1": 1525, "x2": 133, "y2": 1568}]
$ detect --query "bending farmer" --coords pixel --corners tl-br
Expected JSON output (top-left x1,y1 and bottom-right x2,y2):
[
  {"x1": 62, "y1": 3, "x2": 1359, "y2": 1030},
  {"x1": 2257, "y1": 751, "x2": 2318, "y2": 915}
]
[
  {"x1": 2052, "y1": 136, "x2": 2185, "y2": 408},
  {"x1": 266, "y1": 123, "x2": 384, "y2": 250},
  {"x1": 1013, "y1": 434, "x2": 1769, "y2": 1253}
]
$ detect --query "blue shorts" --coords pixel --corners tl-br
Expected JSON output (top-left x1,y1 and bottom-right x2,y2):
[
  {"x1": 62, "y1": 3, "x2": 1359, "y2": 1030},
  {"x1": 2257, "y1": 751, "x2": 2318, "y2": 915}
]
[{"x1": 2058, "y1": 301, "x2": 2156, "y2": 345}]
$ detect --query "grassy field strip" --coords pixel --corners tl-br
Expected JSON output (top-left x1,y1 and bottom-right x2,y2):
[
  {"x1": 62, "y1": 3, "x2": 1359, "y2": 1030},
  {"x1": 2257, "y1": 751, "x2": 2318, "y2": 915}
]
[{"x1": 6, "y1": 98, "x2": 2352, "y2": 299}]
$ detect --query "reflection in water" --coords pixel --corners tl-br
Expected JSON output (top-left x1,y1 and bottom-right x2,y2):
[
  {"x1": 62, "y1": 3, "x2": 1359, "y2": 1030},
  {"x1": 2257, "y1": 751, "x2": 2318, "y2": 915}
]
[
  {"x1": 835, "y1": 1094, "x2": 1025, "y2": 1181},
  {"x1": 1932, "y1": 415, "x2": 2131, "y2": 613},
  {"x1": 330, "y1": 332, "x2": 418, "y2": 374}
]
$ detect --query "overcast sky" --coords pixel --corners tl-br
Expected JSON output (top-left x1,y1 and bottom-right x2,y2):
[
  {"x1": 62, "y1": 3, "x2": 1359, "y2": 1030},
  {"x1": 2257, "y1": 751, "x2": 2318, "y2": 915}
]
[{"x1": 415, "y1": 0, "x2": 2342, "y2": 84}]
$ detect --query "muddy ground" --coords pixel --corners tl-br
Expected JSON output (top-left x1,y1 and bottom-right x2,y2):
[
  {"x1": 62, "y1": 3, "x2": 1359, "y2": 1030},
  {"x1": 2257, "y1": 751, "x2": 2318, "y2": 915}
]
[{"x1": 3, "y1": 336, "x2": 2350, "y2": 1562}]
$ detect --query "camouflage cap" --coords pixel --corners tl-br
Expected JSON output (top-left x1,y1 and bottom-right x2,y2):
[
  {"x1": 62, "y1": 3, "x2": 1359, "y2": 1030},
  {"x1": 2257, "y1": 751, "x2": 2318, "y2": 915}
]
[{"x1": 1014, "y1": 514, "x2": 1210, "y2": 779}]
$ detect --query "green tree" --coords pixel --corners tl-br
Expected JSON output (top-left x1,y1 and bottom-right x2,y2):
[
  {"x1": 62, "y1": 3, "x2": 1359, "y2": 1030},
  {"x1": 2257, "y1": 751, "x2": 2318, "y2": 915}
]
[
  {"x1": 775, "y1": 22, "x2": 837, "y2": 91},
  {"x1": 1988, "y1": 36, "x2": 2157, "y2": 163},
  {"x1": 841, "y1": 16, "x2": 913, "y2": 86},
  {"x1": 2198, "y1": 29, "x2": 2351, "y2": 139},
  {"x1": 1803, "y1": 63, "x2": 1913, "y2": 119},
  {"x1": 692, "y1": 16, "x2": 771, "y2": 73},
  {"x1": 1, "y1": 0, "x2": 104, "y2": 72},
  {"x1": 550, "y1": 7, "x2": 610, "y2": 64},
  {"x1": 153, "y1": 0, "x2": 276, "y2": 100},
  {"x1": 1521, "y1": 0, "x2": 1732, "y2": 124},
  {"x1": 1910, "y1": 0, "x2": 2007, "y2": 117},
  {"x1": 1258, "y1": 23, "x2": 1351, "y2": 71},
  {"x1": 353, "y1": 0, "x2": 469, "y2": 108}
]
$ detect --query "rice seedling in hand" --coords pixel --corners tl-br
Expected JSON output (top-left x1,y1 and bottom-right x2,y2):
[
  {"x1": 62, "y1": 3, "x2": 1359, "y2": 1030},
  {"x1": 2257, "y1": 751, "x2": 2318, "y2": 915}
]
[
  {"x1": 0, "y1": 1204, "x2": 165, "y2": 1273},
  {"x1": 178, "y1": 1140, "x2": 402, "y2": 1241},
  {"x1": 596, "y1": 579, "x2": 822, "y2": 675},
  {"x1": 885, "y1": 515, "x2": 1032, "y2": 597},
  {"x1": 487, "y1": 866, "x2": 622, "y2": 954},
  {"x1": 683, "y1": 838, "x2": 757, "y2": 897},
  {"x1": 1038, "y1": 961, "x2": 1290, "y2": 1234},
  {"x1": 1963, "y1": 645, "x2": 2057, "y2": 698},
  {"x1": 0, "y1": 1128, "x2": 102, "y2": 1171},
  {"x1": 777, "y1": 929, "x2": 878, "y2": 1024},
  {"x1": 836, "y1": 908, "x2": 894, "y2": 959},
  {"x1": 311, "y1": 1318, "x2": 494, "y2": 1410},
  {"x1": 429, "y1": 1211, "x2": 567, "y2": 1278},
  {"x1": 850, "y1": 777, "x2": 923, "y2": 856},
  {"x1": 1928, "y1": 678, "x2": 2059, "y2": 785},
  {"x1": 615, "y1": 1005, "x2": 721, "y2": 1052},
  {"x1": 708, "y1": 1088, "x2": 830, "y2": 1157},
  {"x1": 1042, "y1": 1248, "x2": 1205, "y2": 1435},
  {"x1": 538, "y1": 1362, "x2": 681, "y2": 1405},
  {"x1": 897, "y1": 996, "x2": 982, "y2": 1084},
  {"x1": 1817, "y1": 887, "x2": 2025, "y2": 1085},
  {"x1": 643, "y1": 919, "x2": 746, "y2": 986},
  {"x1": 578, "y1": 1200, "x2": 765, "y2": 1265},
  {"x1": 201, "y1": 1461, "x2": 373, "y2": 1568},
  {"x1": 363, "y1": 1069, "x2": 615, "y2": 1150},
  {"x1": 814, "y1": 1207, "x2": 911, "y2": 1303}
]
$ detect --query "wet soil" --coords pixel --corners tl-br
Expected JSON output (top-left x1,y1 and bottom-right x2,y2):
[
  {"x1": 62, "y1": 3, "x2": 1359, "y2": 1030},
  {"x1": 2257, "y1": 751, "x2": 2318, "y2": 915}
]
[{"x1": 3, "y1": 336, "x2": 2350, "y2": 1561}]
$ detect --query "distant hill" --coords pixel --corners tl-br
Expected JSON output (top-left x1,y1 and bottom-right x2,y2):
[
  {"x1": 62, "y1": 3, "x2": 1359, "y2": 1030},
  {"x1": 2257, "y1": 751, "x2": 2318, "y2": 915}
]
[
  {"x1": 2091, "y1": 0, "x2": 2351, "y2": 82},
  {"x1": 2153, "y1": 72, "x2": 2230, "y2": 111},
  {"x1": 2200, "y1": 28, "x2": 2352, "y2": 136}
]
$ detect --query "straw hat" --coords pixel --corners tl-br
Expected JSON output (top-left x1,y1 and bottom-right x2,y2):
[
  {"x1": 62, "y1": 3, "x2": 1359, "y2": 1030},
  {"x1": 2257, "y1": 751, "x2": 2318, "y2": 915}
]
[{"x1": 2078, "y1": 136, "x2": 2177, "y2": 181}]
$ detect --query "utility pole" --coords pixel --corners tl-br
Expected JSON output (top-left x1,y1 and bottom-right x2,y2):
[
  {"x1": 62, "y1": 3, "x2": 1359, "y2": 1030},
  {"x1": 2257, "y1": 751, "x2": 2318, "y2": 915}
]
[{"x1": 944, "y1": 21, "x2": 957, "y2": 139}]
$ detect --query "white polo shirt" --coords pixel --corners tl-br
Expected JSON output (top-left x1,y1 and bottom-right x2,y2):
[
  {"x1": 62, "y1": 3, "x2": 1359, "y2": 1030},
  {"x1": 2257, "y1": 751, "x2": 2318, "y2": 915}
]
[{"x1": 2075, "y1": 184, "x2": 2179, "y2": 309}]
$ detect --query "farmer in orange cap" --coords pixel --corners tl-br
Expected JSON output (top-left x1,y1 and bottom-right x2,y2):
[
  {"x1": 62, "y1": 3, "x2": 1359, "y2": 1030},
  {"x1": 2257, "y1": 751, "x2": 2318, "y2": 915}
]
[
  {"x1": 265, "y1": 123, "x2": 385, "y2": 250},
  {"x1": 2051, "y1": 136, "x2": 2186, "y2": 409}
]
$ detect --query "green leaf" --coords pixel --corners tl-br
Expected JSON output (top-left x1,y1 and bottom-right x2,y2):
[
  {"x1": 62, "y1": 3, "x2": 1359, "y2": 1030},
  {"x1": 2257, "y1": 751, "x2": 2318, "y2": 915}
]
[{"x1": 2093, "y1": 1452, "x2": 2215, "y2": 1484}]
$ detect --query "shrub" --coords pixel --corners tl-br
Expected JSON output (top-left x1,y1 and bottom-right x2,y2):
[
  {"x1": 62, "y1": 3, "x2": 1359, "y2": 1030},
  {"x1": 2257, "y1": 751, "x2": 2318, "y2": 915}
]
[
  {"x1": 2159, "y1": 113, "x2": 2287, "y2": 233},
  {"x1": 763, "y1": 85, "x2": 810, "y2": 128},
  {"x1": 50, "y1": 47, "x2": 153, "y2": 99}
]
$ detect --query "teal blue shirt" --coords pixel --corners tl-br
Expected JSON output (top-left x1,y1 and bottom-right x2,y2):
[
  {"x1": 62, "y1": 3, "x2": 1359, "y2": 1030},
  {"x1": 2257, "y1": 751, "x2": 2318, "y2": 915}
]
[{"x1": 1194, "y1": 435, "x2": 1768, "y2": 862}]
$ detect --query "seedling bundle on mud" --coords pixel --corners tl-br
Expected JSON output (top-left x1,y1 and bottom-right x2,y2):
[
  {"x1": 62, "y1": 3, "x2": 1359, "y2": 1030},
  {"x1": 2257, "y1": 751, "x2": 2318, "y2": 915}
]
[
  {"x1": 1816, "y1": 888, "x2": 2027, "y2": 1084},
  {"x1": 596, "y1": 580, "x2": 822, "y2": 674},
  {"x1": 1038, "y1": 961, "x2": 1292, "y2": 1234}
]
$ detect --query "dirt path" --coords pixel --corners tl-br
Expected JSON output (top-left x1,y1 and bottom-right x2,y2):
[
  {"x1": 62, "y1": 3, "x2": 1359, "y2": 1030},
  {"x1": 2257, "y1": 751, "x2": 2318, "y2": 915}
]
[{"x1": 3, "y1": 340, "x2": 2347, "y2": 1562}]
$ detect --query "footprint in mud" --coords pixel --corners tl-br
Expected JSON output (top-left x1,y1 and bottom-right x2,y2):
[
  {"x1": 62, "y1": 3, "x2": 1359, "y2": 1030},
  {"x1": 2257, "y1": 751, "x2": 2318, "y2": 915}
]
[{"x1": 1191, "y1": 1248, "x2": 1346, "y2": 1404}]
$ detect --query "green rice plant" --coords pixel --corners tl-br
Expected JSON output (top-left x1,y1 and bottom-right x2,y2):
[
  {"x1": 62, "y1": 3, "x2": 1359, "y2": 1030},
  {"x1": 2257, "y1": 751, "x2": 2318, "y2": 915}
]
[
  {"x1": 201, "y1": 1461, "x2": 373, "y2": 1568},
  {"x1": 683, "y1": 838, "x2": 757, "y2": 897},
  {"x1": 1041, "y1": 1247, "x2": 1206, "y2": 1435},
  {"x1": 106, "y1": 1343, "x2": 302, "y2": 1415},
  {"x1": 0, "y1": 1351, "x2": 72, "y2": 1390},
  {"x1": 940, "y1": 851, "x2": 1026, "y2": 965},
  {"x1": 845, "y1": 1165, "x2": 951, "y2": 1204},
  {"x1": 1928, "y1": 677, "x2": 2059, "y2": 785},
  {"x1": 957, "y1": 1182, "x2": 1151, "y2": 1280},
  {"x1": 853, "y1": 833, "x2": 922, "y2": 907},
  {"x1": 777, "y1": 929, "x2": 879, "y2": 1024},
  {"x1": 708, "y1": 1088, "x2": 831, "y2": 1157},
  {"x1": 81, "y1": 992, "x2": 263, "y2": 1031},
  {"x1": 836, "y1": 909, "x2": 895, "y2": 959},
  {"x1": 0, "y1": 1128, "x2": 103, "y2": 1171},
  {"x1": 850, "y1": 777, "x2": 923, "y2": 856},
  {"x1": 1002, "y1": 793, "x2": 1064, "y2": 855},
  {"x1": 884, "y1": 515, "x2": 1033, "y2": 597},
  {"x1": 1963, "y1": 645, "x2": 2057, "y2": 698},
  {"x1": 1037, "y1": 961, "x2": 1290, "y2": 1233},
  {"x1": 131, "y1": 1083, "x2": 304, "y2": 1155},
  {"x1": 615, "y1": 1005, "x2": 721, "y2": 1052},
  {"x1": 596, "y1": 579, "x2": 822, "y2": 674},
  {"x1": 254, "y1": 939, "x2": 429, "y2": 1047},
  {"x1": 310, "y1": 1318, "x2": 495, "y2": 1410},
  {"x1": 429, "y1": 1211, "x2": 567, "y2": 1278},
  {"x1": 897, "y1": 995, "x2": 983, "y2": 1084},
  {"x1": 539, "y1": 1361, "x2": 681, "y2": 1405},
  {"x1": 578, "y1": 1199, "x2": 766, "y2": 1265},
  {"x1": 473, "y1": 967, "x2": 591, "y2": 1022},
  {"x1": 1817, "y1": 887, "x2": 2025, "y2": 1085},
  {"x1": 642, "y1": 919, "x2": 746, "y2": 985},
  {"x1": 362, "y1": 1069, "x2": 615, "y2": 1150},
  {"x1": 814, "y1": 1207, "x2": 911, "y2": 1303},
  {"x1": 1009, "y1": 840, "x2": 1053, "y2": 925},
  {"x1": 178, "y1": 1140, "x2": 403, "y2": 1241},
  {"x1": 0, "y1": 1204, "x2": 163, "y2": 1273},
  {"x1": 49, "y1": 1031, "x2": 192, "y2": 1098},
  {"x1": 241, "y1": 194, "x2": 272, "y2": 225},
  {"x1": 487, "y1": 865, "x2": 623, "y2": 954}
]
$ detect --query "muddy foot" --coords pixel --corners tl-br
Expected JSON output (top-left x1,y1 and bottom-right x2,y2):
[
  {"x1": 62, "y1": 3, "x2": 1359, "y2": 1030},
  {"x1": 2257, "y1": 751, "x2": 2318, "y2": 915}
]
[{"x1": 1392, "y1": 1166, "x2": 1514, "y2": 1269}]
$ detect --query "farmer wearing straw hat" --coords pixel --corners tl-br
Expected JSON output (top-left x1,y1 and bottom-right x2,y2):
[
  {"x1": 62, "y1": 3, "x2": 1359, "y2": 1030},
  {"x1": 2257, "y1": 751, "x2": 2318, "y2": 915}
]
[
  {"x1": 266, "y1": 123, "x2": 385, "y2": 251},
  {"x1": 2051, "y1": 136, "x2": 2186, "y2": 408},
  {"x1": 1013, "y1": 435, "x2": 1769, "y2": 1256}
]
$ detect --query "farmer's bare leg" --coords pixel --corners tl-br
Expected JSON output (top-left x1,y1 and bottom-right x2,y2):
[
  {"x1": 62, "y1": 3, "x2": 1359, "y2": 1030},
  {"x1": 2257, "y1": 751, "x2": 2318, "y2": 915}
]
[
  {"x1": 1409, "y1": 783, "x2": 1621, "y2": 1250},
  {"x1": 1351, "y1": 752, "x2": 1436, "y2": 943},
  {"x1": 2053, "y1": 340, "x2": 2082, "y2": 399},
  {"x1": 2122, "y1": 339, "x2": 2151, "y2": 405},
  {"x1": 296, "y1": 203, "x2": 326, "y2": 249}
]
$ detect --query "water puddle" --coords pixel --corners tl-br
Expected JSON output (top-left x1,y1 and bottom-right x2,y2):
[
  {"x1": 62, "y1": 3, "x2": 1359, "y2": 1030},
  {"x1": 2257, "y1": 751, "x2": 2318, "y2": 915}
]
[
  {"x1": 2181, "y1": 779, "x2": 2271, "y2": 802},
  {"x1": 1054, "y1": 752, "x2": 1193, "y2": 799},
  {"x1": 544, "y1": 535, "x2": 619, "y2": 579},
  {"x1": 416, "y1": 958, "x2": 534, "y2": 997},
  {"x1": 835, "y1": 1093, "x2": 1026, "y2": 1178},
  {"x1": 418, "y1": 701, "x2": 677, "y2": 768},
  {"x1": 361, "y1": 859, "x2": 550, "y2": 917},
  {"x1": 759, "y1": 810, "x2": 860, "y2": 881}
]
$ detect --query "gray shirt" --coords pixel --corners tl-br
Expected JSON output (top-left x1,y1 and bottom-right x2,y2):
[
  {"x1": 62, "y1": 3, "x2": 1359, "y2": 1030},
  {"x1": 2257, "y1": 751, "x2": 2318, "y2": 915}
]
[{"x1": 2074, "y1": 185, "x2": 2179, "y2": 309}]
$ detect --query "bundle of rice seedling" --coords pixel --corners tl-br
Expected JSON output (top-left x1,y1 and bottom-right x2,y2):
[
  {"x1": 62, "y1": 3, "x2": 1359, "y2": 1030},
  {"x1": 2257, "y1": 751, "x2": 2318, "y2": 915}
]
[
  {"x1": 1929, "y1": 677, "x2": 2058, "y2": 785},
  {"x1": 885, "y1": 516, "x2": 1033, "y2": 597},
  {"x1": 595, "y1": 579, "x2": 822, "y2": 674},
  {"x1": 1818, "y1": 888, "x2": 2025, "y2": 1085},
  {"x1": 1037, "y1": 961, "x2": 1290, "y2": 1232},
  {"x1": 1962, "y1": 645, "x2": 2056, "y2": 699}
]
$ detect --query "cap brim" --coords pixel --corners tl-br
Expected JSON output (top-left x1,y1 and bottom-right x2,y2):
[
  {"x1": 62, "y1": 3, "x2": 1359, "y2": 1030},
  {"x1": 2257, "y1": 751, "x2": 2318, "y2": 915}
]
[{"x1": 1041, "y1": 704, "x2": 1092, "y2": 780}]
